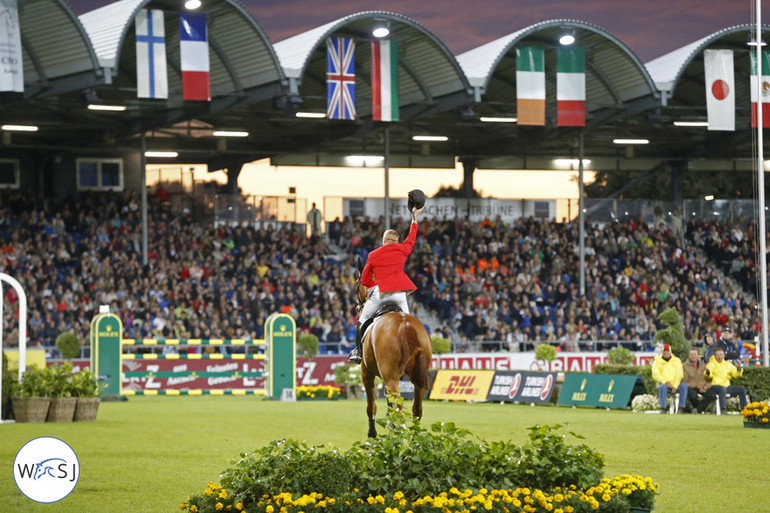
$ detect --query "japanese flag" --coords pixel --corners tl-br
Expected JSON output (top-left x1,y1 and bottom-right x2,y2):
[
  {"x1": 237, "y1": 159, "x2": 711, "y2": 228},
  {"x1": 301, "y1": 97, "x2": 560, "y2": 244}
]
[{"x1": 704, "y1": 49, "x2": 734, "y2": 131}]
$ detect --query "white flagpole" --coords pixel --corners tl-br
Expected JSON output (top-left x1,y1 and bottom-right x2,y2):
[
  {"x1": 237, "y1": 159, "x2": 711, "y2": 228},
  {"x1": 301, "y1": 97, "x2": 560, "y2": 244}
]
[{"x1": 756, "y1": 0, "x2": 769, "y2": 367}]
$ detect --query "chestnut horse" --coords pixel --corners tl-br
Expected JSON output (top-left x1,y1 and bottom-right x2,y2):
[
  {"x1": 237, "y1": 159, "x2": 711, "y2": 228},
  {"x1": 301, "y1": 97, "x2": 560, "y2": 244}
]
[{"x1": 355, "y1": 280, "x2": 432, "y2": 438}]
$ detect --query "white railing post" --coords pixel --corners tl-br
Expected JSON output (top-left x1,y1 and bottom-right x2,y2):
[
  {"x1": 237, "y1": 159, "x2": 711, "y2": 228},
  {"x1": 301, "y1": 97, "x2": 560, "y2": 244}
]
[{"x1": 0, "y1": 273, "x2": 27, "y2": 421}]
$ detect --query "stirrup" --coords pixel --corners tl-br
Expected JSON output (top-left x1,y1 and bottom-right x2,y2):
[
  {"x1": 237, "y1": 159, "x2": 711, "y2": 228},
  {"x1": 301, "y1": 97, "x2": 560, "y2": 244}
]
[{"x1": 348, "y1": 348, "x2": 362, "y2": 364}]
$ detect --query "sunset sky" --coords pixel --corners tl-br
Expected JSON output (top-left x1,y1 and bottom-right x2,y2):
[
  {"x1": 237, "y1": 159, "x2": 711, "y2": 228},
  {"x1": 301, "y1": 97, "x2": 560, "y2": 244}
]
[{"x1": 68, "y1": 0, "x2": 765, "y2": 62}]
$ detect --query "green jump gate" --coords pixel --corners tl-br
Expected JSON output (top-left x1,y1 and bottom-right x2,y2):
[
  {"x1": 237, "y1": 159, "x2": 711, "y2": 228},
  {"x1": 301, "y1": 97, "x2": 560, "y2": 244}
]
[{"x1": 90, "y1": 312, "x2": 296, "y2": 399}]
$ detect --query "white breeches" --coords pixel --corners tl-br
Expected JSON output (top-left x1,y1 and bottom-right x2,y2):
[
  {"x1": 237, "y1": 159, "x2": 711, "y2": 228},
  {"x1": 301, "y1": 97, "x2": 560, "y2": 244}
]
[{"x1": 359, "y1": 285, "x2": 409, "y2": 324}]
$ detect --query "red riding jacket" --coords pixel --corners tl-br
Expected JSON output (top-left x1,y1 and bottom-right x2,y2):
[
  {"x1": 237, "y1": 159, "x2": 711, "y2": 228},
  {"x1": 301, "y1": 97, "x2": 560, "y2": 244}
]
[{"x1": 361, "y1": 221, "x2": 418, "y2": 294}]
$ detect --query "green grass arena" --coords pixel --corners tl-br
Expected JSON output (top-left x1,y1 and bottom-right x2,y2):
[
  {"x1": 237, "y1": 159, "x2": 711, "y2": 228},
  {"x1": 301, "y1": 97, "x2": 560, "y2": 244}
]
[{"x1": 1, "y1": 397, "x2": 767, "y2": 512}]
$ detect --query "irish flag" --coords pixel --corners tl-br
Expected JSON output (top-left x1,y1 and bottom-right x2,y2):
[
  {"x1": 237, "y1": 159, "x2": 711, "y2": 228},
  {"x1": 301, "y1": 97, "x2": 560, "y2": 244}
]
[
  {"x1": 750, "y1": 49, "x2": 770, "y2": 128},
  {"x1": 371, "y1": 40, "x2": 399, "y2": 122},
  {"x1": 516, "y1": 46, "x2": 545, "y2": 126},
  {"x1": 557, "y1": 47, "x2": 585, "y2": 126}
]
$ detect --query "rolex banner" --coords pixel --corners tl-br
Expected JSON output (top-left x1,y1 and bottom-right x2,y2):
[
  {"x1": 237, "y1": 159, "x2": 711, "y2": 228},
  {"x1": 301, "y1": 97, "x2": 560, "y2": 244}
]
[
  {"x1": 557, "y1": 47, "x2": 585, "y2": 126},
  {"x1": 556, "y1": 373, "x2": 636, "y2": 408},
  {"x1": 516, "y1": 46, "x2": 545, "y2": 125},
  {"x1": 750, "y1": 49, "x2": 770, "y2": 128},
  {"x1": 0, "y1": 0, "x2": 23, "y2": 92}
]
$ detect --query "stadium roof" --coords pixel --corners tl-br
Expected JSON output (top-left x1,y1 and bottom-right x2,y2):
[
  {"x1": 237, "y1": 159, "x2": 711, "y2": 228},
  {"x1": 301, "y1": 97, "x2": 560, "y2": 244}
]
[{"x1": 1, "y1": 2, "x2": 769, "y2": 179}]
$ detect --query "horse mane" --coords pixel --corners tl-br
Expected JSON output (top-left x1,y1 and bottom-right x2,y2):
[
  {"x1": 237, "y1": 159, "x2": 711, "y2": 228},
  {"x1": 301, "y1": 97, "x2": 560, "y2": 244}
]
[{"x1": 398, "y1": 318, "x2": 428, "y2": 390}]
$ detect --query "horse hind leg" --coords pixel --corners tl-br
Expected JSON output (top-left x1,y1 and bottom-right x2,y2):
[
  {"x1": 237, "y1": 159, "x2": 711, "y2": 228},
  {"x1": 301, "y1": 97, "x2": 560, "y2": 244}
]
[
  {"x1": 362, "y1": 366, "x2": 377, "y2": 438},
  {"x1": 412, "y1": 387, "x2": 424, "y2": 420}
]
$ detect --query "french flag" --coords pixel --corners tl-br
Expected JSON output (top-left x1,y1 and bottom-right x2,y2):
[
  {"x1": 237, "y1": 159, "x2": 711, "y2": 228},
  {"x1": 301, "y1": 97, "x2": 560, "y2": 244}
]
[{"x1": 179, "y1": 12, "x2": 210, "y2": 101}]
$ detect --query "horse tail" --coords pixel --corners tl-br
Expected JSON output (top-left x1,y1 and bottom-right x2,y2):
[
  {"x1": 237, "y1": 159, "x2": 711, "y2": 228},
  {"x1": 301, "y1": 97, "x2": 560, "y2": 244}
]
[{"x1": 399, "y1": 319, "x2": 428, "y2": 390}]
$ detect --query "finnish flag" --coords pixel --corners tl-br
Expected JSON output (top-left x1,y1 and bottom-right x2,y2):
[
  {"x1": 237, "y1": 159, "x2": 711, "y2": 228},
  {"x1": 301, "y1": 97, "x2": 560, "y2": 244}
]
[{"x1": 135, "y1": 9, "x2": 168, "y2": 99}]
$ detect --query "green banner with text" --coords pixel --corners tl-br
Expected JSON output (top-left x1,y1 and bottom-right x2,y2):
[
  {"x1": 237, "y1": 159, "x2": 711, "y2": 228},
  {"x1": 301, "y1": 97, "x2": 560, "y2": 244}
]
[{"x1": 557, "y1": 374, "x2": 636, "y2": 408}]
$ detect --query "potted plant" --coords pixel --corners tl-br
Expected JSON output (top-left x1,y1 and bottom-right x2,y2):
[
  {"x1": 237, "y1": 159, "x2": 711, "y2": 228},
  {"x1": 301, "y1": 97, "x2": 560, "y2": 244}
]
[
  {"x1": 72, "y1": 369, "x2": 102, "y2": 422},
  {"x1": 535, "y1": 343, "x2": 557, "y2": 371},
  {"x1": 431, "y1": 336, "x2": 451, "y2": 367},
  {"x1": 741, "y1": 401, "x2": 770, "y2": 429},
  {"x1": 44, "y1": 362, "x2": 78, "y2": 423},
  {"x1": 55, "y1": 331, "x2": 81, "y2": 359},
  {"x1": 333, "y1": 364, "x2": 363, "y2": 399},
  {"x1": 607, "y1": 346, "x2": 635, "y2": 366},
  {"x1": 298, "y1": 334, "x2": 319, "y2": 359},
  {"x1": 11, "y1": 365, "x2": 51, "y2": 423}
]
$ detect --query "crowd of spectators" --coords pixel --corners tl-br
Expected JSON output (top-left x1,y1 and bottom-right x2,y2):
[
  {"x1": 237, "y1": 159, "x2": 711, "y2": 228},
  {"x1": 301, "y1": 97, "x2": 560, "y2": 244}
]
[
  {"x1": 328, "y1": 209, "x2": 761, "y2": 353},
  {"x1": 0, "y1": 188, "x2": 763, "y2": 357},
  {"x1": 0, "y1": 189, "x2": 362, "y2": 357}
]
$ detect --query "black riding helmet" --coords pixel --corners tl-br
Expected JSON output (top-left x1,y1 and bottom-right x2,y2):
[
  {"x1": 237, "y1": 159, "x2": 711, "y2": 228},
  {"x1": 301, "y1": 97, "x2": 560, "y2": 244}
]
[{"x1": 407, "y1": 189, "x2": 426, "y2": 212}]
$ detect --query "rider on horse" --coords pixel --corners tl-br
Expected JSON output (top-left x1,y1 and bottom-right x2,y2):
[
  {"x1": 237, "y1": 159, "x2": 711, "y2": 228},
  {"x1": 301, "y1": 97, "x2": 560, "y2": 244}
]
[{"x1": 348, "y1": 191, "x2": 425, "y2": 364}]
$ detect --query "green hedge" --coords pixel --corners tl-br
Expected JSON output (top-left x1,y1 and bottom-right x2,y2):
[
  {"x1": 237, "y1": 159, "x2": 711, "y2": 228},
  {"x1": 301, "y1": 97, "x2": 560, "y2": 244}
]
[
  {"x1": 733, "y1": 367, "x2": 770, "y2": 401},
  {"x1": 594, "y1": 364, "x2": 655, "y2": 395}
]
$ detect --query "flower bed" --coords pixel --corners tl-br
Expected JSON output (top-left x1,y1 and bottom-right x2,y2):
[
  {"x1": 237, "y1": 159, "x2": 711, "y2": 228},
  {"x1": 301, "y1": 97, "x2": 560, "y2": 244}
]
[
  {"x1": 180, "y1": 407, "x2": 658, "y2": 513},
  {"x1": 741, "y1": 400, "x2": 770, "y2": 427},
  {"x1": 182, "y1": 475, "x2": 658, "y2": 512},
  {"x1": 296, "y1": 385, "x2": 341, "y2": 400}
]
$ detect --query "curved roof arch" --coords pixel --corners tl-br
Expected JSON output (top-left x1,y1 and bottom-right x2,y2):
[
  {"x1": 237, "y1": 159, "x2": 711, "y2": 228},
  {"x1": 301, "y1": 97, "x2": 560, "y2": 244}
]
[
  {"x1": 458, "y1": 20, "x2": 657, "y2": 106},
  {"x1": 79, "y1": 0, "x2": 285, "y2": 95},
  {"x1": 645, "y1": 24, "x2": 770, "y2": 95},
  {"x1": 273, "y1": 11, "x2": 471, "y2": 116},
  {"x1": 17, "y1": 0, "x2": 101, "y2": 97}
]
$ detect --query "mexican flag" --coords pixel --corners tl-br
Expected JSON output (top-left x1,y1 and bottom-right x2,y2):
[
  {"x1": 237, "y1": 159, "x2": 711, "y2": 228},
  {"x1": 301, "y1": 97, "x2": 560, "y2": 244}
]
[
  {"x1": 750, "y1": 49, "x2": 770, "y2": 128},
  {"x1": 557, "y1": 47, "x2": 585, "y2": 126},
  {"x1": 371, "y1": 40, "x2": 399, "y2": 122},
  {"x1": 516, "y1": 46, "x2": 545, "y2": 126}
]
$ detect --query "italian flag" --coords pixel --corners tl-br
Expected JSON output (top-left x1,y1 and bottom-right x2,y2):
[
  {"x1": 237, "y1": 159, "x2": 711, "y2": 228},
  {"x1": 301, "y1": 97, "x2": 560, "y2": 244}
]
[
  {"x1": 750, "y1": 49, "x2": 770, "y2": 128},
  {"x1": 516, "y1": 46, "x2": 545, "y2": 126},
  {"x1": 371, "y1": 40, "x2": 399, "y2": 122},
  {"x1": 557, "y1": 47, "x2": 585, "y2": 126}
]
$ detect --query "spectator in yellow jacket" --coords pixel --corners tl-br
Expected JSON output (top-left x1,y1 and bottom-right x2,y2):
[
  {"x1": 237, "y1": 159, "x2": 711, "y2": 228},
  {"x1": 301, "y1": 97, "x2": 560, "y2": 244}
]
[
  {"x1": 651, "y1": 344, "x2": 688, "y2": 414},
  {"x1": 706, "y1": 347, "x2": 748, "y2": 411}
]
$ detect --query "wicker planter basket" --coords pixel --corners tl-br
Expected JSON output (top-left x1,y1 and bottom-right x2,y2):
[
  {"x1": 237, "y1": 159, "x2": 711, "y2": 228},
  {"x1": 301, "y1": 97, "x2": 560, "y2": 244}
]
[
  {"x1": 74, "y1": 397, "x2": 101, "y2": 422},
  {"x1": 11, "y1": 396, "x2": 51, "y2": 423},
  {"x1": 47, "y1": 397, "x2": 78, "y2": 423}
]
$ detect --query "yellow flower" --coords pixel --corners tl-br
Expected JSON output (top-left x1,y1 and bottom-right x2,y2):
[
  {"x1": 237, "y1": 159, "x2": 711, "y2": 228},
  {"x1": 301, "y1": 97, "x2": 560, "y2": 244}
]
[
  {"x1": 190, "y1": 507, "x2": 198, "y2": 513},
  {"x1": 219, "y1": 491, "x2": 228, "y2": 499},
  {"x1": 236, "y1": 503, "x2": 244, "y2": 511},
  {"x1": 215, "y1": 503, "x2": 223, "y2": 511},
  {"x1": 763, "y1": 418, "x2": 769, "y2": 423},
  {"x1": 266, "y1": 506, "x2": 274, "y2": 513},
  {"x1": 180, "y1": 504, "x2": 187, "y2": 510}
]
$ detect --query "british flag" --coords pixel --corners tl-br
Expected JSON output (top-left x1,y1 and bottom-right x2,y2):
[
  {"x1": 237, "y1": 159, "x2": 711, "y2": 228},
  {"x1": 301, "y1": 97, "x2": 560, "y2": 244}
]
[{"x1": 326, "y1": 37, "x2": 356, "y2": 120}]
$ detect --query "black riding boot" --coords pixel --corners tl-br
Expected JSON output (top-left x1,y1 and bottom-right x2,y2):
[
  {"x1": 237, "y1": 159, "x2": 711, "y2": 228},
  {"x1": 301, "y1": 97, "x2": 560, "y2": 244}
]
[{"x1": 348, "y1": 321, "x2": 363, "y2": 363}]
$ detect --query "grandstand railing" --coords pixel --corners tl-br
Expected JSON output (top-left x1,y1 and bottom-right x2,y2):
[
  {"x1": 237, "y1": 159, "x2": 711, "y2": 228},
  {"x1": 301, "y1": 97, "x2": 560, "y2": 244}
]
[{"x1": 585, "y1": 198, "x2": 759, "y2": 225}]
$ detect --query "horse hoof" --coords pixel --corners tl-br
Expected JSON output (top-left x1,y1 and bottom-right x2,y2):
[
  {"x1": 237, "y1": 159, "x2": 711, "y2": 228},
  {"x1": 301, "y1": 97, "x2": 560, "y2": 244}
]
[{"x1": 367, "y1": 430, "x2": 377, "y2": 438}]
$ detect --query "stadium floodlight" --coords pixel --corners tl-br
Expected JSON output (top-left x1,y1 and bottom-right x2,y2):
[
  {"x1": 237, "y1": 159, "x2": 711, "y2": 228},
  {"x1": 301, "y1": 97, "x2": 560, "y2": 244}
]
[
  {"x1": 553, "y1": 158, "x2": 591, "y2": 167},
  {"x1": 295, "y1": 112, "x2": 326, "y2": 119},
  {"x1": 372, "y1": 25, "x2": 390, "y2": 38},
  {"x1": 612, "y1": 138, "x2": 649, "y2": 145},
  {"x1": 673, "y1": 121, "x2": 708, "y2": 127},
  {"x1": 184, "y1": 0, "x2": 202, "y2": 10},
  {"x1": 479, "y1": 116, "x2": 517, "y2": 123},
  {"x1": 1, "y1": 124, "x2": 38, "y2": 131},
  {"x1": 412, "y1": 135, "x2": 448, "y2": 142},
  {"x1": 213, "y1": 130, "x2": 249, "y2": 137},
  {"x1": 704, "y1": 195, "x2": 715, "y2": 201},
  {"x1": 747, "y1": 38, "x2": 767, "y2": 46},
  {"x1": 345, "y1": 155, "x2": 384, "y2": 167},
  {"x1": 145, "y1": 151, "x2": 178, "y2": 158},
  {"x1": 559, "y1": 31, "x2": 576, "y2": 46},
  {"x1": 87, "y1": 104, "x2": 127, "y2": 112}
]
